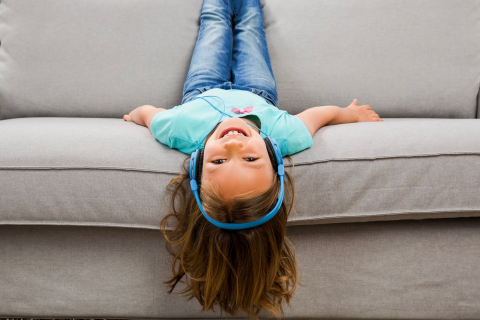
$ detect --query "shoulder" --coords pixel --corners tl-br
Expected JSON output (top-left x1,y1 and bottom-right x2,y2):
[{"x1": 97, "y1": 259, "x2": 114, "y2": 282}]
[{"x1": 267, "y1": 112, "x2": 313, "y2": 156}]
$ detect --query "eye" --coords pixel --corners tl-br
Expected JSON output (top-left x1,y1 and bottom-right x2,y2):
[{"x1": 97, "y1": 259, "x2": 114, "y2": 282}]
[
  {"x1": 212, "y1": 159, "x2": 226, "y2": 164},
  {"x1": 245, "y1": 157, "x2": 258, "y2": 162}
]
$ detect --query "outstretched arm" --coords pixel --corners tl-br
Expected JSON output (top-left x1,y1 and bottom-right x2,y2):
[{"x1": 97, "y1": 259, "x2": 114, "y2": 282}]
[
  {"x1": 295, "y1": 99, "x2": 383, "y2": 137},
  {"x1": 124, "y1": 105, "x2": 166, "y2": 131}
]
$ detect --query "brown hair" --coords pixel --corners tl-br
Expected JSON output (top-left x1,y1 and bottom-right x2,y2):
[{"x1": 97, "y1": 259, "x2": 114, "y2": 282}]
[{"x1": 159, "y1": 156, "x2": 298, "y2": 319}]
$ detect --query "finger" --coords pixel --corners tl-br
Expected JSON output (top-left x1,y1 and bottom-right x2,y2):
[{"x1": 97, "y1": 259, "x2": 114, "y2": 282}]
[
  {"x1": 353, "y1": 99, "x2": 358, "y2": 104},
  {"x1": 363, "y1": 105, "x2": 371, "y2": 110},
  {"x1": 124, "y1": 114, "x2": 132, "y2": 122}
]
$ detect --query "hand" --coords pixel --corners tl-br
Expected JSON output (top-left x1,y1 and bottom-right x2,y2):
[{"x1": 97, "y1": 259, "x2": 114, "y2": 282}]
[
  {"x1": 124, "y1": 105, "x2": 153, "y2": 126},
  {"x1": 346, "y1": 99, "x2": 384, "y2": 122}
]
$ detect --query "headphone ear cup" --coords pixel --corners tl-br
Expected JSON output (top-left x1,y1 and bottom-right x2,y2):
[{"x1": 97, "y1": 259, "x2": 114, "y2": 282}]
[
  {"x1": 195, "y1": 149, "x2": 204, "y2": 186},
  {"x1": 264, "y1": 137, "x2": 278, "y2": 172}
]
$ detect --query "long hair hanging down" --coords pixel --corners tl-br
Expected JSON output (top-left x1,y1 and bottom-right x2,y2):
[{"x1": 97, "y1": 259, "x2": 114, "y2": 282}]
[{"x1": 160, "y1": 156, "x2": 298, "y2": 320}]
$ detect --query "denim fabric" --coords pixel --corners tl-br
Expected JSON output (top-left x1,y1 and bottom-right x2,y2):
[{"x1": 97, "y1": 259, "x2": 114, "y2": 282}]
[{"x1": 182, "y1": 0, "x2": 279, "y2": 108}]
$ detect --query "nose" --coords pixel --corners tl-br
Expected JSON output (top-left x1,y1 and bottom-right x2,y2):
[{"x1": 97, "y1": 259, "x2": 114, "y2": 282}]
[{"x1": 224, "y1": 138, "x2": 244, "y2": 151}]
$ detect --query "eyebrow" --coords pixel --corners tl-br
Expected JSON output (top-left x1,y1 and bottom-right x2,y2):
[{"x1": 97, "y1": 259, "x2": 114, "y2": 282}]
[{"x1": 204, "y1": 161, "x2": 265, "y2": 172}]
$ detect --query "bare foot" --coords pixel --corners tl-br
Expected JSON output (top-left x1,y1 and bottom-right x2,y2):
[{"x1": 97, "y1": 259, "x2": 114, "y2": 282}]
[{"x1": 346, "y1": 99, "x2": 384, "y2": 122}]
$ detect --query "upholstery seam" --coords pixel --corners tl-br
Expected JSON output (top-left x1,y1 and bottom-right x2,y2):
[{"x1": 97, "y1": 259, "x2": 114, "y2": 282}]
[
  {"x1": 0, "y1": 166, "x2": 182, "y2": 174},
  {"x1": 0, "y1": 152, "x2": 479, "y2": 173},
  {"x1": 476, "y1": 84, "x2": 479, "y2": 119},
  {"x1": 288, "y1": 207, "x2": 480, "y2": 223},
  {"x1": 291, "y1": 151, "x2": 480, "y2": 167},
  {"x1": 3, "y1": 207, "x2": 480, "y2": 231},
  {"x1": 0, "y1": 220, "x2": 161, "y2": 230}
]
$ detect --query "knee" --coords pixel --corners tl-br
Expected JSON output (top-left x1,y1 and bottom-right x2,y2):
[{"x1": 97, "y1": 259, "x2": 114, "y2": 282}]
[
  {"x1": 234, "y1": 5, "x2": 263, "y2": 26},
  {"x1": 201, "y1": 3, "x2": 233, "y2": 26}
]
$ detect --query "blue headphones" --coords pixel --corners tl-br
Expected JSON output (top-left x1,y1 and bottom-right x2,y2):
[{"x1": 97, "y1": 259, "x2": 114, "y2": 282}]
[{"x1": 187, "y1": 95, "x2": 285, "y2": 230}]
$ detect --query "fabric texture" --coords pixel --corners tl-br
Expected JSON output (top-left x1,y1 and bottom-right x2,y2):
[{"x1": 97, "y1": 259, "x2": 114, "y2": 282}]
[
  {"x1": 2, "y1": 0, "x2": 480, "y2": 318},
  {"x1": 1, "y1": 117, "x2": 480, "y2": 230},
  {"x1": 2, "y1": 219, "x2": 480, "y2": 318},
  {"x1": 1, "y1": 0, "x2": 479, "y2": 119},
  {"x1": 150, "y1": 88, "x2": 313, "y2": 156}
]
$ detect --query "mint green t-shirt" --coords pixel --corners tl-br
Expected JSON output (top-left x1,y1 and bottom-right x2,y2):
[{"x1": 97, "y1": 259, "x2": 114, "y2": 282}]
[{"x1": 150, "y1": 88, "x2": 313, "y2": 156}]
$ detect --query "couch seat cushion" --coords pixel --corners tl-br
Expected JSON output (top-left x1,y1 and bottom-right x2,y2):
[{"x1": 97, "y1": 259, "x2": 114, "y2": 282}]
[{"x1": 1, "y1": 117, "x2": 479, "y2": 229}]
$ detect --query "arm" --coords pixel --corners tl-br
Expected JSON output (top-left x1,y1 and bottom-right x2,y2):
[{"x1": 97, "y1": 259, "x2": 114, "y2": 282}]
[
  {"x1": 295, "y1": 99, "x2": 383, "y2": 137},
  {"x1": 143, "y1": 106, "x2": 166, "y2": 132},
  {"x1": 123, "y1": 105, "x2": 166, "y2": 131},
  {"x1": 295, "y1": 105, "x2": 357, "y2": 137}
]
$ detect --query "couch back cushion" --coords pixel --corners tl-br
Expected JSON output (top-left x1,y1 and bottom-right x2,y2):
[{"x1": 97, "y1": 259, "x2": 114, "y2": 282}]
[{"x1": 0, "y1": 0, "x2": 479, "y2": 120}]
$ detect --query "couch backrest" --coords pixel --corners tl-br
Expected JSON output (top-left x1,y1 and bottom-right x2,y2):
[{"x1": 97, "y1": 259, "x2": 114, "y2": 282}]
[{"x1": 0, "y1": 0, "x2": 479, "y2": 120}]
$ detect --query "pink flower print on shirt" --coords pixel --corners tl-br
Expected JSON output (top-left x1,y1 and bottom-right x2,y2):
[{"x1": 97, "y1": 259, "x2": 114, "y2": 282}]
[{"x1": 231, "y1": 106, "x2": 253, "y2": 114}]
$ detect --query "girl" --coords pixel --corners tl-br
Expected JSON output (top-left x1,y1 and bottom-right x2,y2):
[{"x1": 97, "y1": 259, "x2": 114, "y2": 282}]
[{"x1": 124, "y1": 0, "x2": 383, "y2": 318}]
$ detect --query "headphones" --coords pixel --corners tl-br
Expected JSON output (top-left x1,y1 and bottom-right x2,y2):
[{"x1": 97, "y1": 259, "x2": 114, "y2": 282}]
[{"x1": 187, "y1": 95, "x2": 285, "y2": 230}]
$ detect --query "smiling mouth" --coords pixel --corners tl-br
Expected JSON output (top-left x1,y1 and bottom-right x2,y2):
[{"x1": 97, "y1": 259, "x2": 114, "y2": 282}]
[{"x1": 219, "y1": 127, "x2": 248, "y2": 139}]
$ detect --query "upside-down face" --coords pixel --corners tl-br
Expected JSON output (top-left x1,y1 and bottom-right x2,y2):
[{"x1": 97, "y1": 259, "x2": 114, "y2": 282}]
[{"x1": 202, "y1": 117, "x2": 275, "y2": 203}]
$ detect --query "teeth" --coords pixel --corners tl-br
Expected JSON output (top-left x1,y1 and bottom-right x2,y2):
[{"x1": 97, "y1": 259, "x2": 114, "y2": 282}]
[{"x1": 223, "y1": 130, "x2": 245, "y2": 137}]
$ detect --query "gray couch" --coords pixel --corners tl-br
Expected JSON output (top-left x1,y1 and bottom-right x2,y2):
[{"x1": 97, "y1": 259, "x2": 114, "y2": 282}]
[{"x1": 1, "y1": 0, "x2": 480, "y2": 319}]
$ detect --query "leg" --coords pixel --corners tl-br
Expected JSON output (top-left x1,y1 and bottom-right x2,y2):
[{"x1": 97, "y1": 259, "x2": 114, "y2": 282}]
[
  {"x1": 182, "y1": 0, "x2": 235, "y2": 104},
  {"x1": 231, "y1": 0, "x2": 278, "y2": 107}
]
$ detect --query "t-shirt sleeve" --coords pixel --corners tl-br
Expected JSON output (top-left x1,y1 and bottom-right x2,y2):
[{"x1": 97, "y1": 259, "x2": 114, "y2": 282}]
[
  {"x1": 149, "y1": 107, "x2": 199, "y2": 155},
  {"x1": 150, "y1": 108, "x2": 175, "y2": 147},
  {"x1": 268, "y1": 113, "x2": 313, "y2": 156}
]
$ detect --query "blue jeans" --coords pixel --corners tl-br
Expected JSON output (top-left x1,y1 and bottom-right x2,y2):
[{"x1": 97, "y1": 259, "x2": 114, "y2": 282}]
[{"x1": 182, "y1": 0, "x2": 279, "y2": 108}]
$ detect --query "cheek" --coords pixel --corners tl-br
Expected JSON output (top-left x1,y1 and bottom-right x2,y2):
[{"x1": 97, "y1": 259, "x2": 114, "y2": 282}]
[
  {"x1": 202, "y1": 142, "x2": 227, "y2": 169},
  {"x1": 251, "y1": 138, "x2": 268, "y2": 155},
  {"x1": 203, "y1": 140, "x2": 220, "y2": 156}
]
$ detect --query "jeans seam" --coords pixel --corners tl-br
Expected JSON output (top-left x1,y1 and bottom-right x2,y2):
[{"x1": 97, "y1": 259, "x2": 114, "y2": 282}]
[
  {"x1": 263, "y1": 91, "x2": 278, "y2": 108},
  {"x1": 233, "y1": 1, "x2": 236, "y2": 20}
]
